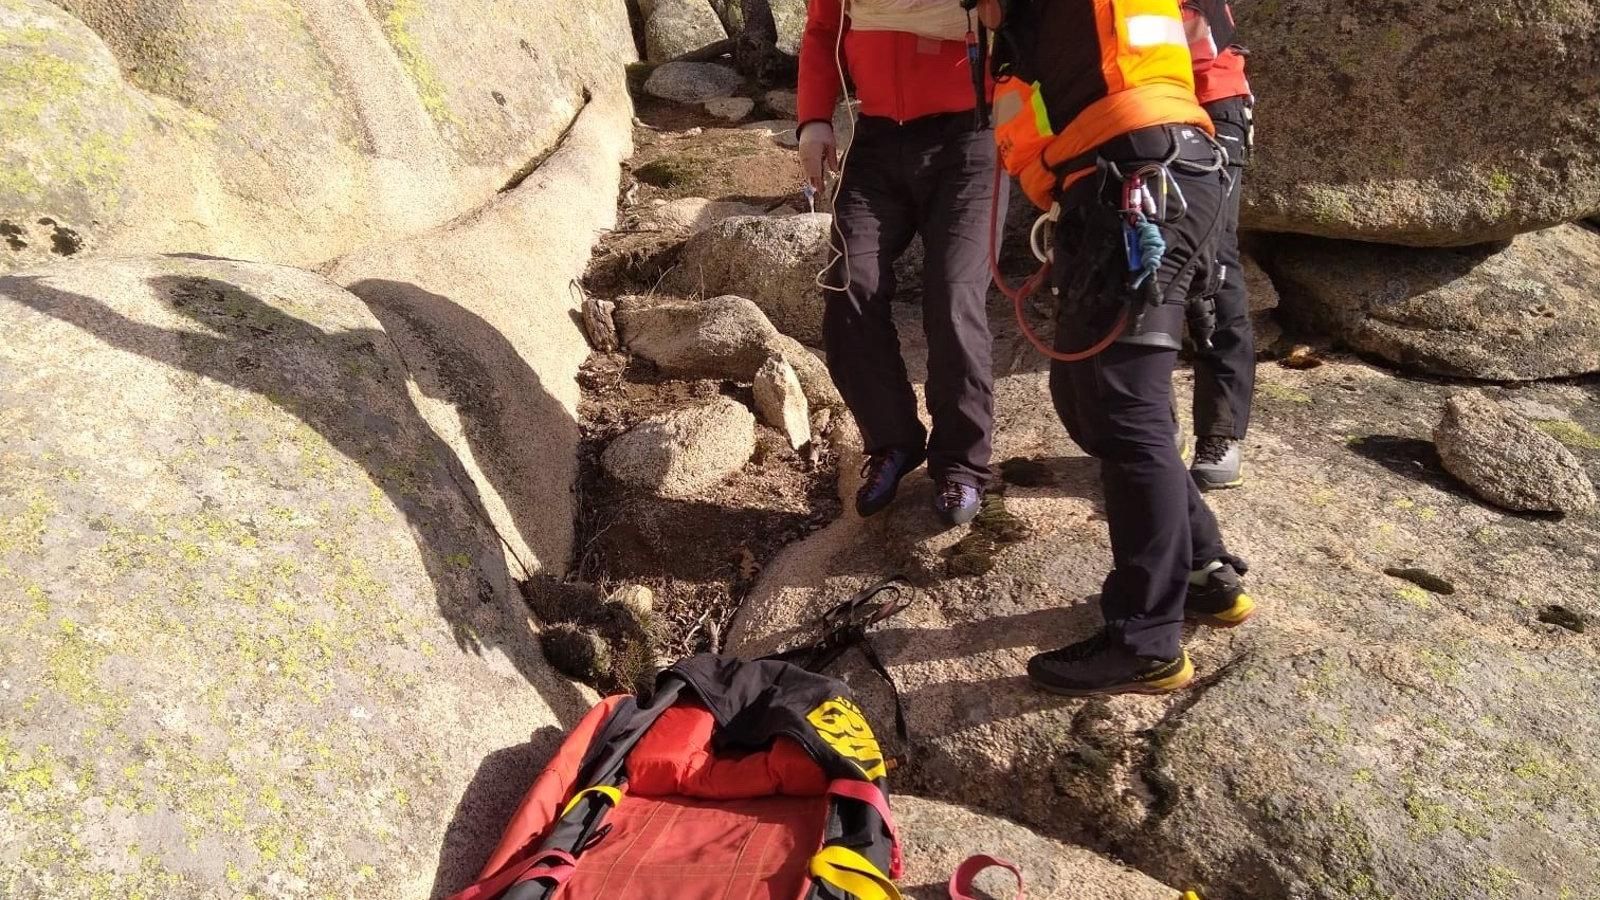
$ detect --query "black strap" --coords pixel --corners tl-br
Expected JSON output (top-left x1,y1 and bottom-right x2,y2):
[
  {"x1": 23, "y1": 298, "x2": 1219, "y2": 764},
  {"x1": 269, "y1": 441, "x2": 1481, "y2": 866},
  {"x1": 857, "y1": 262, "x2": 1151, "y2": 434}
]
[{"x1": 766, "y1": 577, "x2": 914, "y2": 754}]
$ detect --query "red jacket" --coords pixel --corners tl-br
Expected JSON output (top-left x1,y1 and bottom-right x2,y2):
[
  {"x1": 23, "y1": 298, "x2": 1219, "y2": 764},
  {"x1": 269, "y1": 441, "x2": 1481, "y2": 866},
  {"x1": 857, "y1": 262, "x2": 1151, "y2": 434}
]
[
  {"x1": 796, "y1": 0, "x2": 980, "y2": 129},
  {"x1": 1182, "y1": 1, "x2": 1251, "y2": 105}
]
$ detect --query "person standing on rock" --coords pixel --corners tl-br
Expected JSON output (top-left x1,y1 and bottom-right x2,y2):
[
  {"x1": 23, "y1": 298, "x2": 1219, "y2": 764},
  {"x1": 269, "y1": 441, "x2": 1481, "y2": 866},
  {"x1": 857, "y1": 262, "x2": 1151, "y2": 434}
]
[
  {"x1": 1182, "y1": 0, "x2": 1256, "y2": 490},
  {"x1": 796, "y1": 0, "x2": 1007, "y2": 527},
  {"x1": 979, "y1": 0, "x2": 1255, "y2": 696}
]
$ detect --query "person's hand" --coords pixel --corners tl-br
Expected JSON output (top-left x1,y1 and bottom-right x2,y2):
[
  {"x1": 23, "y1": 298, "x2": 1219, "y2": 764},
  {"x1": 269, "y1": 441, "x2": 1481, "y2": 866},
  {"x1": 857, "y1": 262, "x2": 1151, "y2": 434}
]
[{"x1": 797, "y1": 122, "x2": 839, "y2": 192}]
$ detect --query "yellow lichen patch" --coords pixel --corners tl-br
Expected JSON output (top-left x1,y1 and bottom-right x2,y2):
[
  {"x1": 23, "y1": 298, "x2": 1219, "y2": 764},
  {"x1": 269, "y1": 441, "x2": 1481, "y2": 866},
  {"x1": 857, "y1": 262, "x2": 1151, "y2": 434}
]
[
  {"x1": 0, "y1": 41, "x2": 132, "y2": 204},
  {"x1": 1536, "y1": 420, "x2": 1600, "y2": 451},
  {"x1": 0, "y1": 490, "x2": 54, "y2": 555},
  {"x1": 377, "y1": 0, "x2": 457, "y2": 125},
  {"x1": 1397, "y1": 584, "x2": 1432, "y2": 609}
]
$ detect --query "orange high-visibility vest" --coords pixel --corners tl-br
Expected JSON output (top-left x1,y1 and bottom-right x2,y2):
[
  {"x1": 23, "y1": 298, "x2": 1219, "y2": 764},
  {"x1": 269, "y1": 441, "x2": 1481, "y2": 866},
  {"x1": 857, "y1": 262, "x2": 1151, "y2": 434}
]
[{"x1": 992, "y1": 0, "x2": 1214, "y2": 210}]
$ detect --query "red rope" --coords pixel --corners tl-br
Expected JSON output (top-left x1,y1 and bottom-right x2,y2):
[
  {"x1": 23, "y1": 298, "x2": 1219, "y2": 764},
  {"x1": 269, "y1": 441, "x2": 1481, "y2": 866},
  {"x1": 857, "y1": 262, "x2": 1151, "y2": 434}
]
[{"x1": 987, "y1": 161, "x2": 1127, "y2": 363}]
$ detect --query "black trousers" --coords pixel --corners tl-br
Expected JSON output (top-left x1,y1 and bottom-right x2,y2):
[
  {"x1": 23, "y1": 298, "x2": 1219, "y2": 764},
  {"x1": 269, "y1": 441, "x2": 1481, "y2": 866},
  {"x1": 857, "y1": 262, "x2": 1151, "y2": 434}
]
[
  {"x1": 1048, "y1": 125, "x2": 1232, "y2": 660},
  {"x1": 1192, "y1": 97, "x2": 1255, "y2": 439},
  {"x1": 822, "y1": 113, "x2": 1007, "y2": 487}
]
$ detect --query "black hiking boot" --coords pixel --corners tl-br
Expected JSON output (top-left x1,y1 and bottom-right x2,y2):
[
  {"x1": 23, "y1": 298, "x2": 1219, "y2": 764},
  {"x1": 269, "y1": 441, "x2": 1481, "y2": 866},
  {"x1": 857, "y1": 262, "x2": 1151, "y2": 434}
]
[
  {"x1": 855, "y1": 448, "x2": 926, "y2": 518},
  {"x1": 1185, "y1": 558, "x2": 1256, "y2": 628},
  {"x1": 1027, "y1": 629, "x2": 1194, "y2": 697}
]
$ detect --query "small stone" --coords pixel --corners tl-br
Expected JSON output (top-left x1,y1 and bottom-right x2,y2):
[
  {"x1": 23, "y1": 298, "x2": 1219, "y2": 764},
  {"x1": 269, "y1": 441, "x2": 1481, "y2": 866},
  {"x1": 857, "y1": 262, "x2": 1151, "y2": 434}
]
[
  {"x1": 644, "y1": 0, "x2": 728, "y2": 63},
  {"x1": 741, "y1": 119, "x2": 800, "y2": 148},
  {"x1": 764, "y1": 89, "x2": 799, "y2": 118},
  {"x1": 1280, "y1": 344, "x2": 1324, "y2": 370},
  {"x1": 1434, "y1": 391, "x2": 1598, "y2": 515},
  {"x1": 646, "y1": 197, "x2": 766, "y2": 234},
  {"x1": 601, "y1": 396, "x2": 756, "y2": 497},
  {"x1": 753, "y1": 356, "x2": 811, "y2": 450},
  {"x1": 581, "y1": 296, "x2": 619, "y2": 352},
  {"x1": 1383, "y1": 567, "x2": 1456, "y2": 595},
  {"x1": 644, "y1": 61, "x2": 742, "y2": 104},
  {"x1": 540, "y1": 623, "x2": 611, "y2": 682},
  {"x1": 705, "y1": 96, "x2": 755, "y2": 121},
  {"x1": 669, "y1": 214, "x2": 834, "y2": 344},
  {"x1": 613, "y1": 294, "x2": 841, "y2": 410},
  {"x1": 608, "y1": 583, "x2": 655, "y2": 616}
]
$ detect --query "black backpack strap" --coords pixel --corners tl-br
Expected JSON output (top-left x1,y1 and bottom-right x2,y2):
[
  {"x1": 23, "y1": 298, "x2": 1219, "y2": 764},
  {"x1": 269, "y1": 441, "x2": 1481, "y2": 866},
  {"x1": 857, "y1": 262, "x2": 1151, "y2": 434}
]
[{"x1": 765, "y1": 577, "x2": 914, "y2": 759}]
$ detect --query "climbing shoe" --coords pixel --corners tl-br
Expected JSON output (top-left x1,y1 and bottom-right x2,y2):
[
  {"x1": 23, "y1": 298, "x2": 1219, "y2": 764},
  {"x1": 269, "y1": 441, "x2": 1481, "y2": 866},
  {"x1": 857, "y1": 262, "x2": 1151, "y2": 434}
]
[
  {"x1": 932, "y1": 478, "x2": 981, "y2": 527},
  {"x1": 1190, "y1": 436, "x2": 1243, "y2": 489},
  {"x1": 1027, "y1": 629, "x2": 1194, "y2": 697},
  {"x1": 1185, "y1": 559, "x2": 1256, "y2": 628},
  {"x1": 855, "y1": 448, "x2": 925, "y2": 518}
]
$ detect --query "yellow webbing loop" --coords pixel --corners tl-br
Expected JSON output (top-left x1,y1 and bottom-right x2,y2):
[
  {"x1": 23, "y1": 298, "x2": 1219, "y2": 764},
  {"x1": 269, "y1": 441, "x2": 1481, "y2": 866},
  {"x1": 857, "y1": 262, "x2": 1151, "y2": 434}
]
[
  {"x1": 560, "y1": 785, "x2": 622, "y2": 818},
  {"x1": 810, "y1": 845, "x2": 904, "y2": 900}
]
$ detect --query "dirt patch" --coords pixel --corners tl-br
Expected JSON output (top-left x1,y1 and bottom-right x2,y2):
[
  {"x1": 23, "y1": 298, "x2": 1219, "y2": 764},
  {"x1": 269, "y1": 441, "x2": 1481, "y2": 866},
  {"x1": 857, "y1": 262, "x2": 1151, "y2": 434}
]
[
  {"x1": 536, "y1": 112, "x2": 845, "y2": 693},
  {"x1": 568, "y1": 352, "x2": 841, "y2": 676}
]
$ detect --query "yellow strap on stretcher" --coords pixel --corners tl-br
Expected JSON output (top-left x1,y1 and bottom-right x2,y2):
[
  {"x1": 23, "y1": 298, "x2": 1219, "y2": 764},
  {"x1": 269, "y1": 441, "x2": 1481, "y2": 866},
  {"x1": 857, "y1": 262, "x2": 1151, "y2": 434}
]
[
  {"x1": 810, "y1": 845, "x2": 904, "y2": 900},
  {"x1": 560, "y1": 785, "x2": 622, "y2": 818}
]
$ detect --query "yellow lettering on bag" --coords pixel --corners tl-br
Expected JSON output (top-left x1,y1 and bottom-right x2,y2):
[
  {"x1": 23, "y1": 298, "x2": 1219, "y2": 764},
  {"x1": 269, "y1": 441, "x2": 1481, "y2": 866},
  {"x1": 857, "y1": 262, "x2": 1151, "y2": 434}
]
[{"x1": 808, "y1": 697, "x2": 888, "y2": 780}]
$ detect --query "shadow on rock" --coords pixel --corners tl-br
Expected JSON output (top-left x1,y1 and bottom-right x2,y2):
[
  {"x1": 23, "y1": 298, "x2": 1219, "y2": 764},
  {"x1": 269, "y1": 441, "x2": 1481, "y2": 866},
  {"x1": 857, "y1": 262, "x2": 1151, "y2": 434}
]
[
  {"x1": 349, "y1": 278, "x2": 582, "y2": 576},
  {"x1": 1347, "y1": 433, "x2": 1484, "y2": 505},
  {"x1": 9, "y1": 273, "x2": 591, "y2": 724},
  {"x1": 429, "y1": 725, "x2": 569, "y2": 899}
]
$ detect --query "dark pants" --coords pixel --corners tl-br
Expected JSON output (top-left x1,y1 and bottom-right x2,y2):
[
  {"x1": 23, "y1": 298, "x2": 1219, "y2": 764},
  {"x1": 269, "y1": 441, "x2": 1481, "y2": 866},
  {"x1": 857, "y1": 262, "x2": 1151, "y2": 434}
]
[
  {"x1": 822, "y1": 113, "x2": 1006, "y2": 487},
  {"x1": 1049, "y1": 125, "x2": 1231, "y2": 660},
  {"x1": 1192, "y1": 98, "x2": 1255, "y2": 439}
]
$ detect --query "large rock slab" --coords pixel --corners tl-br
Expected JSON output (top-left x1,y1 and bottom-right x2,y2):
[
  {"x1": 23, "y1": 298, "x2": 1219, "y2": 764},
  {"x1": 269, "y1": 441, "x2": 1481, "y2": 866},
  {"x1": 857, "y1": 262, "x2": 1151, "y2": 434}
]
[
  {"x1": 730, "y1": 317, "x2": 1600, "y2": 899},
  {"x1": 328, "y1": 92, "x2": 634, "y2": 580},
  {"x1": 1270, "y1": 225, "x2": 1600, "y2": 380},
  {"x1": 1, "y1": 0, "x2": 633, "y2": 271},
  {"x1": 0, "y1": 256, "x2": 593, "y2": 897},
  {"x1": 615, "y1": 293, "x2": 842, "y2": 409},
  {"x1": 894, "y1": 796, "x2": 1179, "y2": 900},
  {"x1": 670, "y1": 213, "x2": 832, "y2": 344},
  {"x1": 1238, "y1": 0, "x2": 1600, "y2": 245},
  {"x1": 1435, "y1": 391, "x2": 1597, "y2": 514}
]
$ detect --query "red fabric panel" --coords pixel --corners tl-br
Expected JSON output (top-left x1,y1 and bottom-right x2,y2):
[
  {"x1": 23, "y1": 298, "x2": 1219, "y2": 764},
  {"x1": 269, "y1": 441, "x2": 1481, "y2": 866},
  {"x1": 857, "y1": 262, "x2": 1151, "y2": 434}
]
[
  {"x1": 557, "y1": 794, "x2": 828, "y2": 900},
  {"x1": 470, "y1": 696, "x2": 631, "y2": 884},
  {"x1": 797, "y1": 0, "x2": 981, "y2": 128},
  {"x1": 625, "y1": 704, "x2": 829, "y2": 800}
]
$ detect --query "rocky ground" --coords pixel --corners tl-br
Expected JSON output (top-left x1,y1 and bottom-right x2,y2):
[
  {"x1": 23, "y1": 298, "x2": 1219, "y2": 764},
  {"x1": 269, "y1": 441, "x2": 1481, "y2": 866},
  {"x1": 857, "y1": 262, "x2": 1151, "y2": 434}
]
[
  {"x1": 5, "y1": 1, "x2": 1600, "y2": 897},
  {"x1": 589, "y1": 53, "x2": 1600, "y2": 900}
]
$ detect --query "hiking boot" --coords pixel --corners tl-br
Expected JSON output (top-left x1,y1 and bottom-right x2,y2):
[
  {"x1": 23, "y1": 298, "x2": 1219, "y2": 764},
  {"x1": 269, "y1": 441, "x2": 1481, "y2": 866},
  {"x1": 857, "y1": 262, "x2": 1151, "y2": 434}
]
[
  {"x1": 1185, "y1": 559, "x2": 1255, "y2": 628},
  {"x1": 855, "y1": 448, "x2": 925, "y2": 518},
  {"x1": 1191, "y1": 436, "x2": 1243, "y2": 489},
  {"x1": 932, "y1": 478, "x2": 981, "y2": 526},
  {"x1": 1027, "y1": 629, "x2": 1194, "y2": 697}
]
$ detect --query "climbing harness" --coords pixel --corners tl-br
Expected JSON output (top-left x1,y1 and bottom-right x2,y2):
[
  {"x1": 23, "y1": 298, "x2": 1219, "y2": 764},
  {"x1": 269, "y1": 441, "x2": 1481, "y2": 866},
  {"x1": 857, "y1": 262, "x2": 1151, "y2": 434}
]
[
  {"x1": 987, "y1": 128, "x2": 1235, "y2": 362},
  {"x1": 767, "y1": 576, "x2": 915, "y2": 764}
]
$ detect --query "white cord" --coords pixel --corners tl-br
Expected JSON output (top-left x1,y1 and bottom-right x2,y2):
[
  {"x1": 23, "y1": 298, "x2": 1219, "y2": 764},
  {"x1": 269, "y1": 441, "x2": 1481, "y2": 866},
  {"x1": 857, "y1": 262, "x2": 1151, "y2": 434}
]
[{"x1": 815, "y1": 0, "x2": 857, "y2": 293}]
